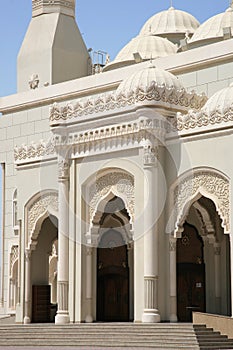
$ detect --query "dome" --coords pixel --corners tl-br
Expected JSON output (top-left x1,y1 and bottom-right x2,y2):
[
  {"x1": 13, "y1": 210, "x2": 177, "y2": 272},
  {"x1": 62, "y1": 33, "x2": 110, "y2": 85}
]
[
  {"x1": 116, "y1": 64, "x2": 183, "y2": 95},
  {"x1": 201, "y1": 83, "x2": 233, "y2": 116},
  {"x1": 140, "y1": 6, "x2": 200, "y2": 45},
  {"x1": 189, "y1": 5, "x2": 233, "y2": 46},
  {"x1": 103, "y1": 35, "x2": 177, "y2": 72}
]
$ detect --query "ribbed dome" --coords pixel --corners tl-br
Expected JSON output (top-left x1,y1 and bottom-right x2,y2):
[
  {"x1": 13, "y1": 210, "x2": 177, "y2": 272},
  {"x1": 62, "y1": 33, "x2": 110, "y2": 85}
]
[
  {"x1": 190, "y1": 5, "x2": 233, "y2": 46},
  {"x1": 103, "y1": 35, "x2": 177, "y2": 72},
  {"x1": 117, "y1": 64, "x2": 183, "y2": 95},
  {"x1": 140, "y1": 7, "x2": 200, "y2": 44},
  {"x1": 201, "y1": 83, "x2": 233, "y2": 116}
]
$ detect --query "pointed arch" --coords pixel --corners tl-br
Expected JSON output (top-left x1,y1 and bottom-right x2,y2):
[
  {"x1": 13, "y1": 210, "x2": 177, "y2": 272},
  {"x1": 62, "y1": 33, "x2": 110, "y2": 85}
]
[
  {"x1": 25, "y1": 190, "x2": 58, "y2": 251},
  {"x1": 168, "y1": 167, "x2": 230, "y2": 237}
]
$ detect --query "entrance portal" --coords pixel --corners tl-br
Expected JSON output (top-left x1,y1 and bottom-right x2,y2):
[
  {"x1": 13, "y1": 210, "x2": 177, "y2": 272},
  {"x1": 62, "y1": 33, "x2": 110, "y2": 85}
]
[
  {"x1": 97, "y1": 229, "x2": 130, "y2": 322},
  {"x1": 177, "y1": 223, "x2": 205, "y2": 321}
]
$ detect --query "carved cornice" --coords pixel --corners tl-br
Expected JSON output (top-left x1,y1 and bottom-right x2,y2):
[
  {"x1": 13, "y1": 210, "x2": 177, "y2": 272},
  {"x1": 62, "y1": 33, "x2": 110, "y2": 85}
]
[
  {"x1": 32, "y1": 0, "x2": 75, "y2": 17},
  {"x1": 14, "y1": 140, "x2": 55, "y2": 164},
  {"x1": 175, "y1": 107, "x2": 233, "y2": 131},
  {"x1": 49, "y1": 86, "x2": 207, "y2": 123}
]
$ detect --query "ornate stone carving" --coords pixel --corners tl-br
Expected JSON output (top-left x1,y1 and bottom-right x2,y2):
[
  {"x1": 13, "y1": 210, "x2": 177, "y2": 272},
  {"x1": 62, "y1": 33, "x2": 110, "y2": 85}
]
[
  {"x1": 10, "y1": 245, "x2": 19, "y2": 275},
  {"x1": 32, "y1": 0, "x2": 75, "y2": 16},
  {"x1": 49, "y1": 87, "x2": 207, "y2": 122},
  {"x1": 14, "y1": 139, "x2": 55, "y2": 164},
  {"x1": 176, "y1": 106, "x2": 233, "y2": 131},
  {"x1": 58, "y1": 159, "x2": 70, "y2": 180},
  {"x1": 143, "y1": 145, "x2": 157, "y2": 166},
  {"x1": 169, "y1": 239, "x2": 176, "y2": 252},
  {"x1": 29, "y1": 74, "x2": 39, "y2": 89},
  {"x1": 173, "y1": 170, "x2": 230, "y2": 236},
  {"x1": 89, "y1": 172, "x2": 134, "y2": 224},
  {"x1": 28, "y1": 192, "x2": 58, "y2": 237}
]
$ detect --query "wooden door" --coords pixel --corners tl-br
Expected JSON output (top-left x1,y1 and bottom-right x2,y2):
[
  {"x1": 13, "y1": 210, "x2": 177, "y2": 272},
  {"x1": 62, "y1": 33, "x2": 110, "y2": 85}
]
[
  {"x1": 32, "y1": 285, "x2": 51, "y2": 323},
  {"x1": 97, "y1": 244, "x2": 129, "y2": 322},
  {"x1": 177, "y1": 263, "x2": 205, "y2": 322}
]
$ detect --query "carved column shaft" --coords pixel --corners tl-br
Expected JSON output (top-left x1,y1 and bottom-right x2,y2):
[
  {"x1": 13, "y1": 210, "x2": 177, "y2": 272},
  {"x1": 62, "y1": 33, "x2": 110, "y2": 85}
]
[
  {"x1": 142, "y1": 153, "x2": 160, "y2": 323},
  {"x1": 85, "y1": 247, "x2": 93, "y2": 323},
  {"x1": 169, "y1": 237, "x2": 177, "y2": 322},
  {"x1": 24, "y1": 249, "x2": 31, "y2": 324},
  {"x1": 55, "y1": 158, "x2": 70, "y2": 325}
]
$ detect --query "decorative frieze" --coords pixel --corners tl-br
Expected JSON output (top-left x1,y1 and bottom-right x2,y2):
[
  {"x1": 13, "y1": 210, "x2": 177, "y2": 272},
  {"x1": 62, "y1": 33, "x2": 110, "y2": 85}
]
[
  {"x1": 49, "y1": 86, "x2": 207, "y2": 123},
  {"x1": 175, "y1": 107, "x2": 233, "y2": 131},
  {"x1": 14, "y1": 139, "x2": 55, "y2": 164}
]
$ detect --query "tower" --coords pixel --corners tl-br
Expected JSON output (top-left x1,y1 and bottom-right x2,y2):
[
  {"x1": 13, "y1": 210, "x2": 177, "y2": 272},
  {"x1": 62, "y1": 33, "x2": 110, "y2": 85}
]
[{"x1": 17, "y1": 0, "x2": 90, "y2": 92}]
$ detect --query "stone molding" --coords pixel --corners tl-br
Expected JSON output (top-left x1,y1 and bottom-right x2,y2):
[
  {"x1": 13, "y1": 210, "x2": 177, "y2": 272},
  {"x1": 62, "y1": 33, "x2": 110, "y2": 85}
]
[
  {"x1": 171, "y1": 169, "x2": 230, "y2": 236},
  {"x1": 176, "y1": 107, "x2": 233, "y2": 131},
  {"x1": 49, "y1": 85, "x2": 207, "y2": 123},
  {"x1": 14, "y1": 140, "x2": 55, "y2": 164},
  {"x1": 32, "y1": 0, "x2": 75, "y2": 17}
]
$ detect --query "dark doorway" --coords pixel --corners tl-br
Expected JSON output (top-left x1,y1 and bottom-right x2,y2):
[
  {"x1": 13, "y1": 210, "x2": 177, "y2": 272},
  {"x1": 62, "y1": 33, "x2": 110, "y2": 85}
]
[
  {"x1": 177, "y1": 223, "x2": 206, "y2": 322},
  {"x1": 97, "y1": 230, "x2": 130, "y2": 322}
]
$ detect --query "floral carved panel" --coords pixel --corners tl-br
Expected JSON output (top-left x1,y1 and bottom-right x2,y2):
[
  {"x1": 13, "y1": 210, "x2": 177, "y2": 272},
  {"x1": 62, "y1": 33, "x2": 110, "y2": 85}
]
[
  {"x1": 88, "y1": 172, "x2": 134, "y2": 224},
  {"x1": 173, "y1": 170, "x2": 230, "y2": 235}
]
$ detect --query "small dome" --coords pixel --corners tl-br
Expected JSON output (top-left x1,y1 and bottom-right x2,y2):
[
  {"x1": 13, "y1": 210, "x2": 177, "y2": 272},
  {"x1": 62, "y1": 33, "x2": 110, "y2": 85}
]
[
  {"x1": 201, "y1": 83, "x2": 233, "y2": 116},
  {"x1": 140, "y1": 7, "x2": 200, "y2": 45},
  {"x1": 103, "y1": 35, "x2": 177, "y2": 72},
  {"x1": 189, "y1": 5, "x2": 233, "y2": 46},
  {"x1": 116, "y1": 64, "x2": 183, "y2": 95}
]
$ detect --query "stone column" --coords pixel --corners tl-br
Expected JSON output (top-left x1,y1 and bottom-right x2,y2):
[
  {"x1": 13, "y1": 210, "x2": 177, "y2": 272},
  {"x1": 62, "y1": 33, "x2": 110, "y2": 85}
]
[
  {"x1": 55, "y1": 158, "x2": 70, "y2": 324},
  {"x1": 85, "y1": 247, "x2": 93, "y2": 323},
  {"x1": 214, "y1": 243, "x2": 221, "y2": 314},
  {"x1": 9, "y1": 279, "x2": 14, "y2": 309},
  {"x1": 142, "y1": 145, "x2": 160, "y2": 323},
  {"x1": 230, "y1": 235, "x2": 233, "y2": 317},
  {"x1": 24, "y1": 249, "x2": 31, "y2": 324},
  {"x1": 169, "y1": 237, "x2": 178, "y2": 322}
]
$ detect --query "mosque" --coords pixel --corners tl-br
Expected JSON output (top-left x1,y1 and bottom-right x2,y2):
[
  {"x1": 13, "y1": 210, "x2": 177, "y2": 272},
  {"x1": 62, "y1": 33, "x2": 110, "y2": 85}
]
[{"x1": 0, "y1": 0, "x2": 233, "y2": 324}]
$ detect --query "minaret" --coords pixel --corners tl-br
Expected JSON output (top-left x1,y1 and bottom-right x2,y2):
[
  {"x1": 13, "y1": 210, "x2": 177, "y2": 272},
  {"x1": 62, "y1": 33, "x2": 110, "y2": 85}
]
[{"x1": 17, "y1": 0, "x2": 90, "y2": 92}]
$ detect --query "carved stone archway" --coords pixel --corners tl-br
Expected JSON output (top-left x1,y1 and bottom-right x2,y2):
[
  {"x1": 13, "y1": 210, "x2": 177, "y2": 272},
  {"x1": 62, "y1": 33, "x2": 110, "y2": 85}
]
[
  {"x1": 25, "y1": 190, "x2": 58, "y2": 250},
  {"x1": 87, "y1": 170, "x2": 134, "y2": 233},
  {"x1": 169, "y1": 168, "x2": 230, "y2": 237}
]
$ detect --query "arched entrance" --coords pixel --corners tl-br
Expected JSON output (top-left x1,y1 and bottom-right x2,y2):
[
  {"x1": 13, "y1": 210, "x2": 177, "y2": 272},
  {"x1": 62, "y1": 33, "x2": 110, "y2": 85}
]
[
  {"x1": 175, "y1": 196, "x2": 231, "y2": 321},
  {"x1": 177, "y1": 223, "x2": 205, "y2": 321},
  {"x1": 31, "y1": 216, "x2": 58, "y2": 323},
  {"x1": 94, "y1": 195, "x2": 133, "y2": 322},
  {"x1": 97, "y1": 229, "x2": 129, "y2": 322}
]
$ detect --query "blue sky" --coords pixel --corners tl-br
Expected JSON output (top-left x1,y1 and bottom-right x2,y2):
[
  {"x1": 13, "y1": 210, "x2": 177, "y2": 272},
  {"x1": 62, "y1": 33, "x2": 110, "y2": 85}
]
[{"x1": 0, "y1": 0, "x2": 230, "y2": 97}]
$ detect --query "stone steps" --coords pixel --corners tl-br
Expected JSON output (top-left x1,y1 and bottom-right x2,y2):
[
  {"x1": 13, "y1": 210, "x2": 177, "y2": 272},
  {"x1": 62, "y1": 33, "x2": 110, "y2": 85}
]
[{"x1": 0, "y1": 323, "x2": 232, "y2": 348}]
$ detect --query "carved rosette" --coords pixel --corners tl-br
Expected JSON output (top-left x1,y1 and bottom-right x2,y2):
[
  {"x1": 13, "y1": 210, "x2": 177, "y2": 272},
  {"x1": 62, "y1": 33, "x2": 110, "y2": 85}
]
[
  {"x1": 89, "y1": 172, "x2": 134, "y2": 224},
  {"x1": 173, "y1": 171, "x2": 230, "y2": 235},
  {"x1": 58, "y1": 160, "x2": 70, "y2": 181}
]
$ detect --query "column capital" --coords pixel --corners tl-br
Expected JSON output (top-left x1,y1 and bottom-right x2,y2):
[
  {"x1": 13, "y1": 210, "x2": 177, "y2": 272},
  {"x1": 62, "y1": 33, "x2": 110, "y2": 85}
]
[
  {"x1": 169, "y1": 237, "x2": 177, "y2": 251},
  {"x1": 58, "y1": 159, "x2": 70, "y2": 181},
  {"x1": 25, "y1": 249, "x2": 31, "y2": 262},
  {"x1": 143, "y1": 145, "x2": 157, "y2": 167}
]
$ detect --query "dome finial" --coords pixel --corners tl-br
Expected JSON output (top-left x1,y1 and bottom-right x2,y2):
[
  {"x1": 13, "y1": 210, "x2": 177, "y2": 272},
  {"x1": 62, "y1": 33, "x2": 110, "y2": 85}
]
[{"x1": 169, "y1": 0, "x2": 174, "y2": 9}]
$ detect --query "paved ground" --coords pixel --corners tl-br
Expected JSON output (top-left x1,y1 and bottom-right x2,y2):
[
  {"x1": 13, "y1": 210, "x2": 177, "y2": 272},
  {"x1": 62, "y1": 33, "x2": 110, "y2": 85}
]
[{"x1": 0, "y1": 348, "x2": 149, "y2": 350}]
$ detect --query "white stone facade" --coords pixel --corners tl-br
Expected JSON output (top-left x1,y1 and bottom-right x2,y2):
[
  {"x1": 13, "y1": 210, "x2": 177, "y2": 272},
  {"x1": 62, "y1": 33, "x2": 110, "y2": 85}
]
[{"x1": 0, "y1": 1, "x2": 233, "y2": 324}]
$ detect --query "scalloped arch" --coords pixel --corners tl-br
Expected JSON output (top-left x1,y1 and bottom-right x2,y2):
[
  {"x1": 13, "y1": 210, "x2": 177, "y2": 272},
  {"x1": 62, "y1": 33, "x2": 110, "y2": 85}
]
[
  {"x1": 168, "y1": 168, "x2": 230, "y2": 236},
  {"x1": 25, "y1": 190, "x2": 58, "y2": 250}
]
